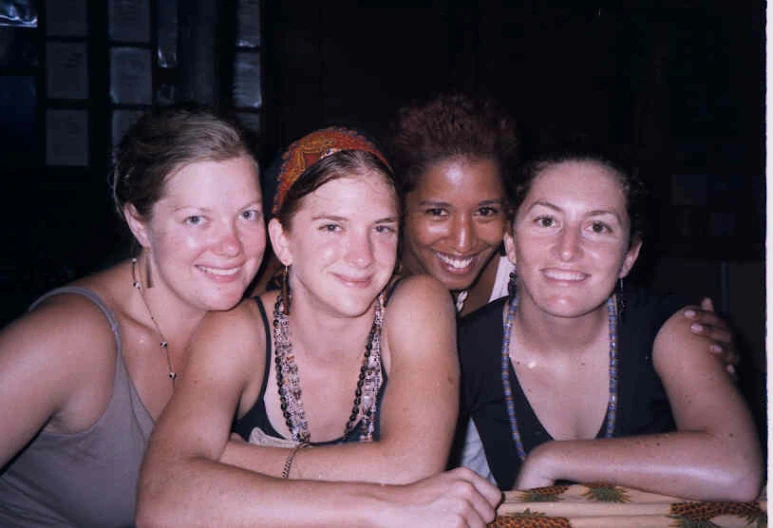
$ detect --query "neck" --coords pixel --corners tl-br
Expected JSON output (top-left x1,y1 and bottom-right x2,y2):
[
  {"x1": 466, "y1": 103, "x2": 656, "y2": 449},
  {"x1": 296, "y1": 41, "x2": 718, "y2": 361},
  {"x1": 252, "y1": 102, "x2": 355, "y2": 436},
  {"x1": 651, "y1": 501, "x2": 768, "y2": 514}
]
[
  {"x1": 132, "y1": 257, "x2": 207, "y2": 347},
  {"x1": 513, "y1": 295, "x2": 610, "y2": 356},
  {"x1": 281, "y1": 291, "x2": 378, "y2": 360}
]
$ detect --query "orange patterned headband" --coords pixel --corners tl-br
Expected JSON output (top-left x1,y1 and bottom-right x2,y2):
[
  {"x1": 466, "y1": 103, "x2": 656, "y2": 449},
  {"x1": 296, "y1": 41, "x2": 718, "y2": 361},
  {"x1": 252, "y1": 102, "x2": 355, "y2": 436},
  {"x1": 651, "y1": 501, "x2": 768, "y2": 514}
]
[{"x1": 272, "y1": 127, "x2": 390, "y2": 215}]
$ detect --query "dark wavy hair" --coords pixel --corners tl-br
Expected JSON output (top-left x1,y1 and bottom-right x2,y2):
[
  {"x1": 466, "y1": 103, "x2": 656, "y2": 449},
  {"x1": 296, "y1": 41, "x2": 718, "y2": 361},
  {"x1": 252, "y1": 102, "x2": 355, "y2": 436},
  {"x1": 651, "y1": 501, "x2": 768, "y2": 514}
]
[
  {"x1": 387, "y1": 93, "x2": 520, "y2": 198},
  {"x1": 513, "y1": 145, "x2": 648, "y2": 245}
]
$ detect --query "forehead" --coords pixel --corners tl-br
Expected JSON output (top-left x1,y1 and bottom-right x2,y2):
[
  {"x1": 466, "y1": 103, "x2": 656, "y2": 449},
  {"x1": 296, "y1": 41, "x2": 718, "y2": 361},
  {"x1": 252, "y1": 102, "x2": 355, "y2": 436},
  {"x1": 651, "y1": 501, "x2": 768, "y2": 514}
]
[
  {"x1": 412, "y1": 157, "x2": 504, "y2": 199},
  {"x1": 160, "y1": 155, "x2": 260, "y2": 204},
  {"x1": 302, "y1": 172, "x2": 398, "y2": 214},
  {"x1": 528, "y1": 160, "x2": 625, "y2": 209}
]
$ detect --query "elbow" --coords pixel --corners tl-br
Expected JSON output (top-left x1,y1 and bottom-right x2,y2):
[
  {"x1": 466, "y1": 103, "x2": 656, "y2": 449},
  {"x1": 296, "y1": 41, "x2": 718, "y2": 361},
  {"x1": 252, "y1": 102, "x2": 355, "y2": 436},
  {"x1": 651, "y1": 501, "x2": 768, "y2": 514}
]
[
  {"x1": 705, "y1": 449, "x2": 764, "y2": 502},
  {"x1": 717, "y1": 465, "x2": 764, "y2": 503}
]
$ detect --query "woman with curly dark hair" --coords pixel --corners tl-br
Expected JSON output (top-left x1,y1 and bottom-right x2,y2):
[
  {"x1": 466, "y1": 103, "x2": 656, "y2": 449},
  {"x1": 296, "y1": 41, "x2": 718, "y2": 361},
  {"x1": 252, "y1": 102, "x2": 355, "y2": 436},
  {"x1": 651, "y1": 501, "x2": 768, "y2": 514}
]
[{"x1": 389, "y1": 93, "x2": 520, "y2": 316}]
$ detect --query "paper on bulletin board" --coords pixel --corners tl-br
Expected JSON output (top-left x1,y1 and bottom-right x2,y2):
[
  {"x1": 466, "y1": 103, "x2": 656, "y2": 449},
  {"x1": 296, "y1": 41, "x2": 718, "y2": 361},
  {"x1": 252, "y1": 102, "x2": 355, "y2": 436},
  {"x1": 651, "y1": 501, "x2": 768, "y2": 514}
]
[
  {"x1": 46, "y1": 109, "x2": 88, "y2": 166},
  {"x1": 108, "y1": 0, "x2": 150, "y2": 43},
  {"x1": 110, "y1": 47, "x2": 152, "y2": 104},
  {"x1": 46, "y1": 41, "x2": 88, "y2": 99},
  {"x1": 45, "y1": 0, "x2": 87, "y2": 37}
]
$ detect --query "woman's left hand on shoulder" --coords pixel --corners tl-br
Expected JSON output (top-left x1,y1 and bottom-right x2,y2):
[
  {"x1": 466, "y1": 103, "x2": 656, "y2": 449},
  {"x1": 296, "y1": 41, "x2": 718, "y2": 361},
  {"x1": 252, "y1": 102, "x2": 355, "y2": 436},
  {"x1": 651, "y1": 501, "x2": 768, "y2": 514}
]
[{"x1": 682, "y1": 297, "x2": 739, "y2": 377}]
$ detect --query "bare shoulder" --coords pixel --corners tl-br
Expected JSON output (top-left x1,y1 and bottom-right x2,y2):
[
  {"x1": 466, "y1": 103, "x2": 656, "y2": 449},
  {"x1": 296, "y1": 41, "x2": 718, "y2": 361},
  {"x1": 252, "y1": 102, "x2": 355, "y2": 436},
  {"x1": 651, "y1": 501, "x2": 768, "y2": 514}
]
[
  {"x1": 653, "y1": 305, "x2": 721, "y2": 372},
  {"x1": 0, "y1": 283, "x2": 119, "y2": 435},
  {"x1": 387, "y1": 275, "x2": 455, "y2": 314},
  {"x1": 2, "y1": 286, "x2": 118, "y2": 367},
  {"x1": 188, "y1": 295, "x2": 268, "y2": 375}
]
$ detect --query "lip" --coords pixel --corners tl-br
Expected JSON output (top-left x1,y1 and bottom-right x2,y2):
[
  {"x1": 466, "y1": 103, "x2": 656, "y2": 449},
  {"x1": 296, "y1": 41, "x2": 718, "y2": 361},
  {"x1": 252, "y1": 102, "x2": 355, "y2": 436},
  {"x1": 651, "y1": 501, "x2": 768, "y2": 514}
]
[
  {"x1": 433, "y1": 251, "x2": 480, "y2": 276},
  {"x1": 542, "y1": 268, "x2": 589, "y2": 283},
  {"x1": 196, "y1": 264, "x2": 243, "y2": 283},
  {"x1": 333, "y1": 273, "x2": 374, "y2": 288}
]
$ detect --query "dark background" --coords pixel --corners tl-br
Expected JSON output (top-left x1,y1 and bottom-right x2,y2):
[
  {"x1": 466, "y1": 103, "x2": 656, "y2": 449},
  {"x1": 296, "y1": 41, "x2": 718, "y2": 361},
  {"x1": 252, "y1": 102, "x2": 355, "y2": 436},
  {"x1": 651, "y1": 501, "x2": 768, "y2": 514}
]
[{"x1": 0, "y1": 1, "x2": 766, "y2": 451}]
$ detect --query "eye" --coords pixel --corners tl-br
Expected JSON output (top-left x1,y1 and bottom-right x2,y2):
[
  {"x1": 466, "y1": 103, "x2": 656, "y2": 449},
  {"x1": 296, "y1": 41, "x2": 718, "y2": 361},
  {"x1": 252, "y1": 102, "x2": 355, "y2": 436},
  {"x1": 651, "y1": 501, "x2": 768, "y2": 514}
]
[
  {"x1": 590, "y1": 221, "x2": 612, "y2": 234},
  {"x1": 319, "y1": 224, "x2": 341, "y2": 233},
  {"x1": 477, "y1": 206, "x2": 500, "y2": 217},
  {"x1": 185, "y1": 215, "x2": 205, "y2": 226},
  {"x1": 425, "y1": 208, "x2": 447, "y2": 217},
  {"x1": 375, "y1": 224, "x2": 397, "y2": 234},
  {"x1": 535, "y1": 215, "x2": 555, "y2": 228},
  {"x1": 241, "y1": 209, "x2": 261, "y2": 221}
]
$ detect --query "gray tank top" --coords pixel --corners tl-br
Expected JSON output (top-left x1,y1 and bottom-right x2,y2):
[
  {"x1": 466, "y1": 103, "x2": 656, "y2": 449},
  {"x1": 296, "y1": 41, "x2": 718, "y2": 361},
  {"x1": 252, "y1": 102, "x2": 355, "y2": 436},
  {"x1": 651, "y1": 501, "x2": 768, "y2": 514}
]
[{"x1": 0, "y1": 286, "x2": 154, "y2": 527}]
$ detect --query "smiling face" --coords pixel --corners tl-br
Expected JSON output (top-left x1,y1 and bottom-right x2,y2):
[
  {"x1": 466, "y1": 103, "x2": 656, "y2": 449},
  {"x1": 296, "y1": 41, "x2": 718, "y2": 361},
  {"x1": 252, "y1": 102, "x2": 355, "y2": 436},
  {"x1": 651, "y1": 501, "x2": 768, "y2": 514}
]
[
  {"x1": 269, "y1": 172, "x2": 399, "y2": 318},
  {"x1": 402, "y1": 156, "x2": 507, "y2": 292},
  {"x1": 505, "y1": 160, "x2": 641, "y2": 318},
  {"x1": 127, "y1": 154, "x2": 266, "y2": 312}
]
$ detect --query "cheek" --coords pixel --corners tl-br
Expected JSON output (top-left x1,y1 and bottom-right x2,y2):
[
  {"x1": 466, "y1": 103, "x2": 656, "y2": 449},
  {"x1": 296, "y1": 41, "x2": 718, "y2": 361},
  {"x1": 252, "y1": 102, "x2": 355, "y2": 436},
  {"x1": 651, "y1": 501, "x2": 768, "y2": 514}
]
[
  {"x1": 473, "y1": 221, "x2": 506, "y2": 246},
  {"x1": 405, "y1": 219, "x2": 445, "y2": 247}
]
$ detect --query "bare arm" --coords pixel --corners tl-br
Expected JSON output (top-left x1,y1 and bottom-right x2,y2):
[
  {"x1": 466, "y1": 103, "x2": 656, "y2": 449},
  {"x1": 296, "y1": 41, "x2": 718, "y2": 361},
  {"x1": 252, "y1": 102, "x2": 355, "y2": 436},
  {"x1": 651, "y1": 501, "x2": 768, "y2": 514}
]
[
  {"x1": 137, "y1": 300, "x2": 498, "y2": 525},
  {"x1": 220, "y1": 275, "x2": 460, "y2": 484},
  {"x1": 0, "y1": 295, "x2": 116, "y2": 469},
  {"x1": 514, "y1": 309, "x2": 763, "y2": 501}
]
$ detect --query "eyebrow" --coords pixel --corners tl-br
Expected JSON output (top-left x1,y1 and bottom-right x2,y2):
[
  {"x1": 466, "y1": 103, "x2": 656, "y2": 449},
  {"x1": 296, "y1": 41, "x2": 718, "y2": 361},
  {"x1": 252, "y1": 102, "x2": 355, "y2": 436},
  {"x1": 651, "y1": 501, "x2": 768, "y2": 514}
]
[
  {"x1": 311, "y1": 214, "x2": 399, "y2": 224},
  {"x1": 417, "y1": 198, "x2": 504, "y2": 207},
  {"x1": 172, "y1": 199, "x2": 262, "y2": 213},
  {"x1": 528, "y1": 201, "x2": 623, "y2": 222}
]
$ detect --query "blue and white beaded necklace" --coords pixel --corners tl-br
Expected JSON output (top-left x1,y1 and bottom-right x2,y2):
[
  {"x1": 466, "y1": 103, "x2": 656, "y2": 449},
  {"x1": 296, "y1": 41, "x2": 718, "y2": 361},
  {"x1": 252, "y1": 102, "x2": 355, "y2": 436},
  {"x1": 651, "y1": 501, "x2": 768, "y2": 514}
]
[{"x1": 500, "y1": 294, "x2": 619, "y2": 460}]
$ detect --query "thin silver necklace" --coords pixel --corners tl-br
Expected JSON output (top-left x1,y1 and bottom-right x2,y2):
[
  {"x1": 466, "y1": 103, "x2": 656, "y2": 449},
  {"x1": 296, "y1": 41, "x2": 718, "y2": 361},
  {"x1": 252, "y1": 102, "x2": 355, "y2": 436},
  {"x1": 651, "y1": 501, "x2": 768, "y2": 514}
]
[{"x1": 131, "y1": 257, "x2": 177, "y2": 387}]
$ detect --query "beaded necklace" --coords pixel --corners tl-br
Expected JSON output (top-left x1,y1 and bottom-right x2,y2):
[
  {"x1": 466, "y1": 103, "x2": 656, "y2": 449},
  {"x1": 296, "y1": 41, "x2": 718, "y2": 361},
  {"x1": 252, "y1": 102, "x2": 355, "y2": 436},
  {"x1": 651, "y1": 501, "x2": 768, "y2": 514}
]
[
  {"x1": 501, "y1": 295, "x2": 618, "y2": 460},
  {"x1": 273, "y1": 292, "x2": 384, "y2": 444},
  {"x1": 131, "y1": 257, "x2": 177, "y2": 386}
]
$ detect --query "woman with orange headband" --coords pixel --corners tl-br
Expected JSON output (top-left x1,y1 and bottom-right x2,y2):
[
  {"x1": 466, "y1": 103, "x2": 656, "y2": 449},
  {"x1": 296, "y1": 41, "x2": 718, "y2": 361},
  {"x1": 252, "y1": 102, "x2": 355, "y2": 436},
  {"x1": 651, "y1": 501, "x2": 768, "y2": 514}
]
[{"x1": 137, "y1": 128, "x2": 501, "y2": 527}]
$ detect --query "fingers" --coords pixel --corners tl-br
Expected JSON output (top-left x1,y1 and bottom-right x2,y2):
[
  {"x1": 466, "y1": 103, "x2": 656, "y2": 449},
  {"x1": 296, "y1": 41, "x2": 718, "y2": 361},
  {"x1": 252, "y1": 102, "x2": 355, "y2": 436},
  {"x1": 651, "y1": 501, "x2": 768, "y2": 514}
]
[
  {"x1": 449, "y1": 468, "x2": 501, "y2": 524},
  {"x1": 700, "y1": 297, "x2": 715, "y2": 312}
]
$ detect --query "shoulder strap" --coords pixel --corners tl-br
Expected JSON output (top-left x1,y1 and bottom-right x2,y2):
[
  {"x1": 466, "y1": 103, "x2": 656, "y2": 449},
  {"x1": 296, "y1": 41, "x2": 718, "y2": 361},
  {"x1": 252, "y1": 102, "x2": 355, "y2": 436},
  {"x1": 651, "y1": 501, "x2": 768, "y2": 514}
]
[{"x1": 29, "y1": 286, "x2": 122, "y2": 355}]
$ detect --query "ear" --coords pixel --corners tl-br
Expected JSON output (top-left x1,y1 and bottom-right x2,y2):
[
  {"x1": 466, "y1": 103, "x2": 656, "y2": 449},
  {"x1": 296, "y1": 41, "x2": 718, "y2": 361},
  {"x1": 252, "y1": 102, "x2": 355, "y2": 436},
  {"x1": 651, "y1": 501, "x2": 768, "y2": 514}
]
[
  {"x1": 618, "y1": 237, "x2": 643, "y2": 279},
  {"x1": 503, "y1": 230, "x2": 517, "y2": 267},
  {"x1": 124, "y1": 204, "x2": 151, "y2": 248},
  {"x1": 268, "y1": 218, "x2": 294, "y2": 266}
]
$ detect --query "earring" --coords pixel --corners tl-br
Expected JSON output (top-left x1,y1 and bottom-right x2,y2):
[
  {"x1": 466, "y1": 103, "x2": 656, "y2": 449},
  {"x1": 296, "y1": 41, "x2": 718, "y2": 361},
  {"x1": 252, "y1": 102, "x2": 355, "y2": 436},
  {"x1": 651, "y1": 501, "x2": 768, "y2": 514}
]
[
  {"x1": 616, "y1": 277, "x2": 625, "y2": 315},
  {"x1": 282, "y1": 265, "x2": 291, "y2": 315},
  {"x1": 145, "y1": 254, "x2": 154, "y2": 288},
  {"x1": 507, "y1": 267, "x2": 518, "y2": 300}
]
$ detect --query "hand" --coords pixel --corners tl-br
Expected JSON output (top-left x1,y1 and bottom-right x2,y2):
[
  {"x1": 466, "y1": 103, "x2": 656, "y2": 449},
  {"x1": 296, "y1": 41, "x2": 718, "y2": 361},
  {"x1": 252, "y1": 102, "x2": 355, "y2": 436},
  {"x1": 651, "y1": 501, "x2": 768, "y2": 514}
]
[
  {"x1": 683, "y1": 298, "x2": 739, "y2": 377},
  {"x1": 382, "y1": 468, "x2": 502, "y2": 528},
  {"x1": 513, "y1": 449, "x2": 557, "y2": 491}
]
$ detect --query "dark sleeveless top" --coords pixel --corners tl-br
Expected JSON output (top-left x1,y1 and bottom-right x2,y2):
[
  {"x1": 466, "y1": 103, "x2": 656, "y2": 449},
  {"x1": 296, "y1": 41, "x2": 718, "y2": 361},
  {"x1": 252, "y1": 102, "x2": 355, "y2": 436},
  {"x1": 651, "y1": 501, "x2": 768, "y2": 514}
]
[
  {"x1": 232, "y1": 297, "x2": 388, "y2": 445},
  {"x1": 0, "y1": 286, "x2": 154, "y2": 527},
  {"x1": 458, "y1": 286, "x2": 684, "y2": 490}
]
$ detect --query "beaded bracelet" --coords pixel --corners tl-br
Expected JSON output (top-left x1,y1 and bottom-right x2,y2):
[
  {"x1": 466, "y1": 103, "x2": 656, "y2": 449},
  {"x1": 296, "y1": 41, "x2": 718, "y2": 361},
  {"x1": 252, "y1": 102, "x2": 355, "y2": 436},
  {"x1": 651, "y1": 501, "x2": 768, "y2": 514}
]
[{"x1": 282, "y1": 443, "x2": 309, "y2": 479}]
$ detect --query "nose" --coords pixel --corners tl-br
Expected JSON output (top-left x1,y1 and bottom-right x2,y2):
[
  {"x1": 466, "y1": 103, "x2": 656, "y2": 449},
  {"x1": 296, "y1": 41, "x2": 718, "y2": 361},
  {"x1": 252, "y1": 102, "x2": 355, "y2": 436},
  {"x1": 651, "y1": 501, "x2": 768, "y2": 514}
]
[
  {"x1": 213, "y1": 221, "x2": 243, "y2": 257},
  {"x1": 554, "y1": 226, "x2": 583, "y2": 261},
  {"x1": 449, "y1": 214, "x2": 473, "y2": 252},
  {"x1": 345, "y1": 230, "x2": 374, "y2": 268}
]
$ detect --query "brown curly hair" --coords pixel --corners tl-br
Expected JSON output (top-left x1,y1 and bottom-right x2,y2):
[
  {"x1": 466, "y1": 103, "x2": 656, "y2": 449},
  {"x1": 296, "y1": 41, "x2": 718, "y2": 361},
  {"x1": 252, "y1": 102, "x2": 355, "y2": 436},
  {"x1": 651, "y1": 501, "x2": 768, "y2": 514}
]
[{"x1": 387, "y1": 93, "x2": 520, "y2": 198}]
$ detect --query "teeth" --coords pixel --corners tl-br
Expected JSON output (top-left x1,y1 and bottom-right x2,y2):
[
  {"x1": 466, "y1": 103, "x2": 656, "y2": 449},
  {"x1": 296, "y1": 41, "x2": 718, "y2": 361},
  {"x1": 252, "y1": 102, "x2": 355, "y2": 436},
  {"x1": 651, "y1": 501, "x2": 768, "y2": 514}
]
[
  {"x1": 437, "y1": 253, "x2": 474, "y2": 269},
  {"x1": 198, "y1": 266, "x2": 239, "y2": 276},
  {"x1": 544, "y1": 269, "x2": 585, "y2": 281}
]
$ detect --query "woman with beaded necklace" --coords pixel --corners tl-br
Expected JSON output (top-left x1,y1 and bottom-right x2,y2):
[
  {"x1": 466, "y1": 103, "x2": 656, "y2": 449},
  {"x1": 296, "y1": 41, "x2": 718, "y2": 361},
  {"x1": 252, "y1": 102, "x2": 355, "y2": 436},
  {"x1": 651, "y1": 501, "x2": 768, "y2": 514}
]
[
  {"x1": 458, "y1": 147, "x2": 762, "y2": 500},
  {"x1": 137, "y1": 128, "x2": 501, "y2": 527}
]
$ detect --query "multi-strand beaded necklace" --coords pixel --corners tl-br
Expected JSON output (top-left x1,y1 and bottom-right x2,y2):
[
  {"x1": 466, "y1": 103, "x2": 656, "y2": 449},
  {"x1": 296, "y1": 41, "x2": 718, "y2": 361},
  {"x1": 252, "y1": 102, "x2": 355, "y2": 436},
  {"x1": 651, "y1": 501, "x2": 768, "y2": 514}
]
[
  {"x1": 501, "y1": 294, "x2": 619, "y2": 460},
  {"x1": 273, "y1": 292, "x2": 384, "y2": 444}
]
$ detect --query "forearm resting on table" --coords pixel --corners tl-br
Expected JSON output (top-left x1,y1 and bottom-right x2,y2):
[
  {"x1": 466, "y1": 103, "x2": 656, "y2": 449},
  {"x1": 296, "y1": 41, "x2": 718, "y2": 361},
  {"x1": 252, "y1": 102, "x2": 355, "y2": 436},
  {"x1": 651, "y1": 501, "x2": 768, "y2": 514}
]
[
  {"x1": 519, "y1": 432, "x2": 762, "y2": 502},
  {"x1": 138, "y1": 453, "x2": 395, "y2": 527},
  {"x1": 221, "y1": 436, "x2": 446, "y2": 484}
]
